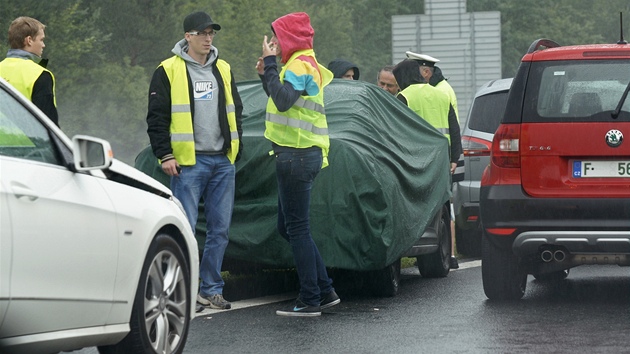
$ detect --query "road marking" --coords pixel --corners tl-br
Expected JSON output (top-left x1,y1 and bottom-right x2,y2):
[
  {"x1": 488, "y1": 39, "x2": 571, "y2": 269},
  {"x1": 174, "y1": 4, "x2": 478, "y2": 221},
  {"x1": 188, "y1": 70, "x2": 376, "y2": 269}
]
[
  {"x1": 458, "y1": 259, "x2": 481, "y2": 269},
  {"x1": 195, "y1": 292, "x2": 295, "y2": 317},
  {"x1": 195, "y1": 260, "x2": 481, "y2": 317}
]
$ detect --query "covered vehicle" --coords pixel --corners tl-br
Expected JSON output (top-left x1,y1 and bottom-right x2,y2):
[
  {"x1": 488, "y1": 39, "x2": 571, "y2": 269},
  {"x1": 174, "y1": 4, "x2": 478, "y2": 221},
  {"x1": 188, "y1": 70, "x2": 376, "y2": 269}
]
[{"x1": 136, "y1": 79, "x2": 452, "y2": 295}]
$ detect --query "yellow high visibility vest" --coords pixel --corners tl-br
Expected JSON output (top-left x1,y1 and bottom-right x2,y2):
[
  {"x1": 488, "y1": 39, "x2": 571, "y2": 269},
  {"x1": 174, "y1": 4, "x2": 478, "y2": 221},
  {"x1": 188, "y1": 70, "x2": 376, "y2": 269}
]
[
  {"x1": 0, "y1": 57, "x2": 56, "y2": 106},
  {"x1": 435, "y1": 80, "x2": 458, "y2": 122},
  {"x1": 264, "y1": 49, "x2": 333, "y2": 167},
  {"x1": 160, "y1": 56, "x2": 239, "y2": 165},
  {"x1": 399, "y1": 83, "x2": 452, "y2": 144}
]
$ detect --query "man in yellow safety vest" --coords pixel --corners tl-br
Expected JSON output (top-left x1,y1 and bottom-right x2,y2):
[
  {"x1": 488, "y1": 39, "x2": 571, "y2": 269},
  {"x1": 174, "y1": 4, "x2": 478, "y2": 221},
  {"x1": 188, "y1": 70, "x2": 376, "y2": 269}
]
[
  {"x1": 146, "y1": 11, "x2": 243, "y2": 311},
  {"x1": 0, "y1": 16, "x2": 58, "y2": 126},
  {"x1": 393, "y1": 58, "x2": 463, "y2": 269}
]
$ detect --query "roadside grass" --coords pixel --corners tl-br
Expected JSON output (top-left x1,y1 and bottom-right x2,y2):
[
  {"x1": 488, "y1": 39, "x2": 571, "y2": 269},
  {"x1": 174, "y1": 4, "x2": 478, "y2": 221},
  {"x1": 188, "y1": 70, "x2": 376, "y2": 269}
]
[
  {"x1": 400, "y1": 247, "x2": 462, "y2": 270},
  {"x1": 401, "y1": 257, "x2": 416, "y2": 269}
]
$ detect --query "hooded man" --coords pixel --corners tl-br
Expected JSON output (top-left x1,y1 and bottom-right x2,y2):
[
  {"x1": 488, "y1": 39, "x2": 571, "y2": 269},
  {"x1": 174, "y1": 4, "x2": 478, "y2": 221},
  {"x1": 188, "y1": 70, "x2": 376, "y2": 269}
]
[
  {"x1": 146, "y1": 11, "x2": 243, "y2": 311},
  {"x1": 255, "y1": 12, "x2": 340, "y2": 317},
  {"x1": 0, "y1": 17, "x2": 58, "y2": 126},
  {"x1": 327, "y1": 59, "x2": 360, "y2": 80}
]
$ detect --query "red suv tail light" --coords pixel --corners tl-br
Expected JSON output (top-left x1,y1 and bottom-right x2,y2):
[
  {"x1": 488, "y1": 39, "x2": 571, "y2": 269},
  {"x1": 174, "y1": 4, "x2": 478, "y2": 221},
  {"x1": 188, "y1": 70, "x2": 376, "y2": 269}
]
[
  {"x1": 462, "y1": 136, "x2": 491, "y2": 157},
  {"x1": 491, "y1": 124, "x2": 521, "y2": 168}
]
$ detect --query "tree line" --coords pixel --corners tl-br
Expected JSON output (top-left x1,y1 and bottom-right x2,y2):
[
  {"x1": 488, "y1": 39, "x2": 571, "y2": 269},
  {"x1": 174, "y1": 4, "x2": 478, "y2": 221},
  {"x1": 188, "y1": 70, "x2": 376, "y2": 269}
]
[{"x1": 2, "y1": 0, "x2": 628, "y2": 163}]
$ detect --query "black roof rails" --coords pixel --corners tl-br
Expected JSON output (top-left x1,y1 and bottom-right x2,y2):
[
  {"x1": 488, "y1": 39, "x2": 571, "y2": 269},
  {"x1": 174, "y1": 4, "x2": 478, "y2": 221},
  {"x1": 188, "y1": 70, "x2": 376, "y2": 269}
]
[{"x1": 526, "y1": 39, "x2": 561, "y2": 54}]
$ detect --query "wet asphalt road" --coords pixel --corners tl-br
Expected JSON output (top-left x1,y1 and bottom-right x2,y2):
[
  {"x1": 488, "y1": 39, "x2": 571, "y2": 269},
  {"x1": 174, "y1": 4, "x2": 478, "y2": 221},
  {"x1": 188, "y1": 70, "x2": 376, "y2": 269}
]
[
  {"x1": 75, "y1": 261, "x2": 630, "y2": 353},
  {"x1": 184, "y1": 262, "x2": 630, "y2": 354}
]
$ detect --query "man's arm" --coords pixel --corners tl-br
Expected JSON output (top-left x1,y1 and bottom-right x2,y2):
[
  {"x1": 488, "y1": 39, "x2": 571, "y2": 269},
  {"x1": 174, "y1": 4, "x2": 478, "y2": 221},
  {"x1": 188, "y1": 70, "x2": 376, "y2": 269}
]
[
  {"x1": 32, "y1": 71, "x2": 58, "y2": 126},
  {"x1": 396, "y1": 93, "x2": 408, "y2": 106},
  {"x1": 448, "y1": 104, "x2": 462, "y2": 165},
  {"x1": 146, "y1": 66, "x2": 174, "y2": 161}
]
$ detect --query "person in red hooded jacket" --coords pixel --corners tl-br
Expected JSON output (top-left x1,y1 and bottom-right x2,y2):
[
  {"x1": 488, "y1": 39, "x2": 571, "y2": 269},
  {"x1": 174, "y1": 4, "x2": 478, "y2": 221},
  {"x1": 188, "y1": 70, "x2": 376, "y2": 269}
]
[{"x1": 256, "y1": 12, "x2": 340, "y2": 317}]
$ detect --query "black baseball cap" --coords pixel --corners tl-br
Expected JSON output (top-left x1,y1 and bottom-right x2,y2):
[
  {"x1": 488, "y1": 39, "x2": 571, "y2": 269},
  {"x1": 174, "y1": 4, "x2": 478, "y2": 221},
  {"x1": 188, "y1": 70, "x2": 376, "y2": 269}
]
[{"x1": 184, "y1": 11, "x2": 221, "y2": 32}]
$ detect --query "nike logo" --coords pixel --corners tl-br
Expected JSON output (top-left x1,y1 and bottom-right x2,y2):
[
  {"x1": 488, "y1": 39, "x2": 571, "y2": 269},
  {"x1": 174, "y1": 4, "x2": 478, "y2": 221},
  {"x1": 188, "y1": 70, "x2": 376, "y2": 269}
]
[{"x1": 293, "y1": 306, "x2": 307, "y2": 311}]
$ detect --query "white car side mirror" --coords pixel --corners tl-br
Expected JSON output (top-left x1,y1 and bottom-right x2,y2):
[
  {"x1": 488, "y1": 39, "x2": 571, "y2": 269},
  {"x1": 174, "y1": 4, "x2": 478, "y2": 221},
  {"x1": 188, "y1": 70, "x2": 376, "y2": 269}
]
[{"x1": 72, "y1": 135, "x2": 114, "y2": 171}]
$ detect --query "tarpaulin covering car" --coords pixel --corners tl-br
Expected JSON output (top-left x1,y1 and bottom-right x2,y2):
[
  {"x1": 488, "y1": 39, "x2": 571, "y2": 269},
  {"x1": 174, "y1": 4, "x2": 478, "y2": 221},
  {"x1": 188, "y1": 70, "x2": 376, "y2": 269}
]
[{"x1": 136, "y1": 79, "x2": 451, "y2": 271}]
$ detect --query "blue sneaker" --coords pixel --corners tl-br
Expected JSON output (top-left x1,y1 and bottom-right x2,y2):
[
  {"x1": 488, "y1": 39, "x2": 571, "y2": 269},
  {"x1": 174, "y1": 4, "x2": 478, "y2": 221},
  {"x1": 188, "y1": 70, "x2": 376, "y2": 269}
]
[
  {"x1": 276, "y1": 298, "x2": 321, "y2": 317},
  {"x1": 320, "y1": 290, "x2": 341, "y2": 310}
]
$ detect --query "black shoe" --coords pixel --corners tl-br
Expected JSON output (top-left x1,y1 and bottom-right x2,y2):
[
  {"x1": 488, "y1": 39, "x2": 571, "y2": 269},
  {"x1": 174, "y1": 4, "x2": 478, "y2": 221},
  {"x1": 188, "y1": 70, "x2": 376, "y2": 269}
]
[
  {"x1": 195, "y1": 302, "x2": 205, "y2": 313},
  {"x1": 276, "y1": 298, "x2": 321, "y2": 317},
  {"x1": 320, "y1": 290, "x2": 341, "y2": 310},
  {"x1": 450, "y1": 256, "x2": 459, "y2": 269}
]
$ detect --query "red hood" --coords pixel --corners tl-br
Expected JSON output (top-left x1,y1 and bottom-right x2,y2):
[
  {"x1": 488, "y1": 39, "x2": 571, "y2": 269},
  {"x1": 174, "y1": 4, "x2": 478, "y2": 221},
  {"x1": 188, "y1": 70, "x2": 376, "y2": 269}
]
[{"x1": 272, "y1": 12, "x2": 314, "y2": 64}]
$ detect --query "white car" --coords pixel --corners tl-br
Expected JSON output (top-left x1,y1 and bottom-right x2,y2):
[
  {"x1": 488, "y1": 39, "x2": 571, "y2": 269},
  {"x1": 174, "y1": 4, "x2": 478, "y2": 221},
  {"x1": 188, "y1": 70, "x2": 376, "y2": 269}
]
[{"x1": 0, "y1": 77, "x2": 199, "y2": 354}]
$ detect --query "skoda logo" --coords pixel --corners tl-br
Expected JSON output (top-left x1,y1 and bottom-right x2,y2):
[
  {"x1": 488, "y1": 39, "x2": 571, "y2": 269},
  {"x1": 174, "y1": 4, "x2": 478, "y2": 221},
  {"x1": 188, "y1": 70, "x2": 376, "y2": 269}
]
[{"x1": 605, "y1": 129, "x2": 623, "y2": 147}]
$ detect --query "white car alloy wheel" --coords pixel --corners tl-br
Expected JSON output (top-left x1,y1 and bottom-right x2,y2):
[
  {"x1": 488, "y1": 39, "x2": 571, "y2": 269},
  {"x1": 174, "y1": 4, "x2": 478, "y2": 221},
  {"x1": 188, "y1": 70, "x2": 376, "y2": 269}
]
[
  {"x1": 99, "y1": 234, "x2": 191, "y2": 354},
  {"x1": 144, "y1": 249, "x2": 189, "y2": 352}
]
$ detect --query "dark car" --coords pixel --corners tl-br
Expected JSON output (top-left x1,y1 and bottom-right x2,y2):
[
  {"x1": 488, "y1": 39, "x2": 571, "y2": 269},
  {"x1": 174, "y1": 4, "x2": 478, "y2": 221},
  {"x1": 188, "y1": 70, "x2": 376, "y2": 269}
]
[
  {"x1": 480, "y1": 38, "x2": 630, "y2": 300},
  {"x1": 453, "y1": 78, "x2": 512, "y2": 256},
  {"x1": 137, "y1": 79, "x2": 455, "y2": 296}
]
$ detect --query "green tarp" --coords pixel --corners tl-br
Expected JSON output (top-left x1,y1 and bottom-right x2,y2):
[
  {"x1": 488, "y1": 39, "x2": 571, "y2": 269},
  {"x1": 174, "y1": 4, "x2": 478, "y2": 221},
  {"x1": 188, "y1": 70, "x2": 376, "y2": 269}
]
[{"x1": 135, "y1": 79, "x2": 450, "y2": 271}]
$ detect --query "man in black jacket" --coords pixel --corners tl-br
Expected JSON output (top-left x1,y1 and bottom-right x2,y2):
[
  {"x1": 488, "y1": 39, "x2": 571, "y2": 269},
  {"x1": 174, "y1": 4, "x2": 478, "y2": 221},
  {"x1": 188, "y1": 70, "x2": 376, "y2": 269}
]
[
  {"x1": 146, "y1": 11, "x2": 243, "y2": 310},
  {"x1": 0, "y1": 17, "x2": 58, "y2": 126}
]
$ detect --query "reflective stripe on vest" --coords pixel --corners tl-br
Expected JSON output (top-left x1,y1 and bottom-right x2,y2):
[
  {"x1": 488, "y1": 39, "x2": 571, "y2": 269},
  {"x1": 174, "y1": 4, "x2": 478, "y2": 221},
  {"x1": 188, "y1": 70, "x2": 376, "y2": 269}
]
[
  {"x1": 400, "y1": 83, "x2": 451, "y2": 144},
  {"x1": 0, "y1": 57, "x2": 56, "y2": 106},
  {"x1": 266, "y1": 113, "x2": 329, "y2": 135},
  {"x1": 160, "y1": 56, "x2": 240, "y2": 165},
  {"x1": 264, "y1": 49, "x2": 333, "y2": 167}
]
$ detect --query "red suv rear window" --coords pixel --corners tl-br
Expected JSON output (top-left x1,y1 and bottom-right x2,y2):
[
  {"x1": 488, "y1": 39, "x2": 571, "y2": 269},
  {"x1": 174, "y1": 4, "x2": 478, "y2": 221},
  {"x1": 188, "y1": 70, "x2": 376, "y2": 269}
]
[{"x1": 522, "y1": 60, "x2": 630, "y2": 123}]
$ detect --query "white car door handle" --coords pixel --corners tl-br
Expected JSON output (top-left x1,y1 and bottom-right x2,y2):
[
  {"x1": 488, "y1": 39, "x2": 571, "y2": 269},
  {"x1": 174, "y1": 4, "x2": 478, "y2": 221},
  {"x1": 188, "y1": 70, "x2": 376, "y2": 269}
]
[{"x1": 11, "y1": 184, "x2": 39, "y2": 201}]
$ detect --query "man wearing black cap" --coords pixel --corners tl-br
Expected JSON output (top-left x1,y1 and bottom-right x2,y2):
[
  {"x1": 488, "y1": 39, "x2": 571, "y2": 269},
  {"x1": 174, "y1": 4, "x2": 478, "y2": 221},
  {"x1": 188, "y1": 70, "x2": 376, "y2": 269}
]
[{"x1": 146, "y1": 11, "x2": 243, "y2": 310}]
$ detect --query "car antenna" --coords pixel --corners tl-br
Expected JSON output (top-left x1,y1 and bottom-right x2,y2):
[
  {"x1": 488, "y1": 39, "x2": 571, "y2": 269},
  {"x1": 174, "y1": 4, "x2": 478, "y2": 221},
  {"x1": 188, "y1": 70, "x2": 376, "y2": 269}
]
[{"x1": 618, "y1": 12, "x2": 627, "y2": 44}]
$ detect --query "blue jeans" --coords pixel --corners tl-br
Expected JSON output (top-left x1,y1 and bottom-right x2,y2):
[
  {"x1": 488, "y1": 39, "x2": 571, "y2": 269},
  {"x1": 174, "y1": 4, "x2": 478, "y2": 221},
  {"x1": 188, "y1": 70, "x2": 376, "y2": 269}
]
[
  {"x1": 275, "y1": 147, "x2": 334, "y2": 306},
  {"x1": 171, "y1": 154, "x2": 235, "y2": 296}
]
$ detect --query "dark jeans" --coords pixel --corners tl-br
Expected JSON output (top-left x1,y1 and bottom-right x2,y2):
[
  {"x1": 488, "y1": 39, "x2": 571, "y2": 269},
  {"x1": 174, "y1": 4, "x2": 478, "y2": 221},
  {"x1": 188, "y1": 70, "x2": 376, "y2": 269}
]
[{"x1": 275, "y1": 147, "x2": 334, "y2": 306}]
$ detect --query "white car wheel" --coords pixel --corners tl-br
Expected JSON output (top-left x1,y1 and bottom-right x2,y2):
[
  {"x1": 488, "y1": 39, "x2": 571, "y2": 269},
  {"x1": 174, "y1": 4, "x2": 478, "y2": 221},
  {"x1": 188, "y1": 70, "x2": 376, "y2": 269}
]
[{"x1": 99, "y1": 233, "x2": 191, "y2": 354}]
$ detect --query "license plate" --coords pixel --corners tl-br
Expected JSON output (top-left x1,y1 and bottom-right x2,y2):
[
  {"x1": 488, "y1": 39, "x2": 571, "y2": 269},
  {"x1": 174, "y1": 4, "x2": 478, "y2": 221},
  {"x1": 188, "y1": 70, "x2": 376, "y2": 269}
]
[{"x1": 572, "y1": 160, "x2": 630, "y2": 178}]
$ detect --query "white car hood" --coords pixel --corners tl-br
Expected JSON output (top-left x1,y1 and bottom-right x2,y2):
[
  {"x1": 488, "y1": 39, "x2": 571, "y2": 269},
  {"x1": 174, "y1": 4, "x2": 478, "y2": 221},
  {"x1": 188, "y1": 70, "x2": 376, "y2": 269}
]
[{"x1": 108, "y1": 158, "x2": 172, "y2": 197}]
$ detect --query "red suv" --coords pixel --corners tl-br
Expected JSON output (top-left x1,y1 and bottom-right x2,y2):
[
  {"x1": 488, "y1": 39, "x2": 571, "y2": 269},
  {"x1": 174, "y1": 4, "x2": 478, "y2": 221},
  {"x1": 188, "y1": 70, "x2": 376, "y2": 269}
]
[{"x1": 480, "y1": 38, "x2": 630, "y2": 300}]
